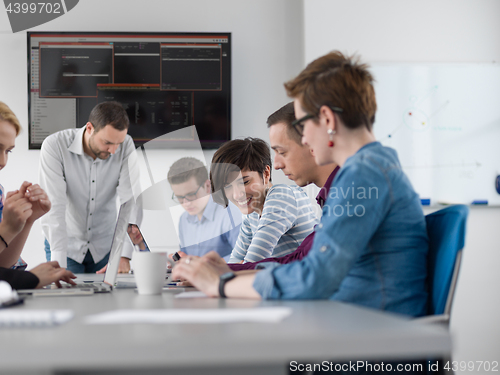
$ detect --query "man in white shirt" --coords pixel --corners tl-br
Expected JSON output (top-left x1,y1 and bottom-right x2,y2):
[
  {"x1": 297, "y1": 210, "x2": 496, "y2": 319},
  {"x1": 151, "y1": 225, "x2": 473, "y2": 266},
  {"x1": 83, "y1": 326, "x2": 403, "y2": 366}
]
[{"x1": 39, "y1": 101, "x2": 139, "y2": 273}]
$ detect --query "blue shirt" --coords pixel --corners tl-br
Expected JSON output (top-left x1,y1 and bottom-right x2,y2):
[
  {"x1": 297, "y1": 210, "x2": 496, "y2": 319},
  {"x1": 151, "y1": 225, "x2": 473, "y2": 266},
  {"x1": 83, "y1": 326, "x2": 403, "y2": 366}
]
[
  {"x1": 178, "y1": 197, "x2": 242, "y2": 260},
  {"x1": 253, "y1": 142, "x2": 429, "y2": 317},
  {"x1": 229, "y1": 184, "x2": 318, "y2": 263}
]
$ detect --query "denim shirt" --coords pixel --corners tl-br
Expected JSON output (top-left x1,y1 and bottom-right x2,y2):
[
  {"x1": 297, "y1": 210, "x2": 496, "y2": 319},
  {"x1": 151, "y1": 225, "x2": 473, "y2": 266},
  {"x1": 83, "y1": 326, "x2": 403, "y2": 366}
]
[{"x1": 253, "y1": 142, "x2": 429, "y2": 317}]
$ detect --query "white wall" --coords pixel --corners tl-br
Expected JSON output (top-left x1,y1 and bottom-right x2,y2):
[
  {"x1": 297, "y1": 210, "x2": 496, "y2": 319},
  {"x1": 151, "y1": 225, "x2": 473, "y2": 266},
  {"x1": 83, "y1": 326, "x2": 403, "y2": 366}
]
[
  {"x1": 304, "y1": 0, "x2": 500, "y2": 372},
  {"x1": 0, "y1": 0, "x2": 305, "y2": 264}
]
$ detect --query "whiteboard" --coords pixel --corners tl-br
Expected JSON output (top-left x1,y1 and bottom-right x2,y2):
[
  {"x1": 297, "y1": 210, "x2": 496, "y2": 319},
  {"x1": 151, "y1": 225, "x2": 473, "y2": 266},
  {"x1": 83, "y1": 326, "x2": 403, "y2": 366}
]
[{"x1": 371, "y1": 63, "x2": 500, "y2": 206}]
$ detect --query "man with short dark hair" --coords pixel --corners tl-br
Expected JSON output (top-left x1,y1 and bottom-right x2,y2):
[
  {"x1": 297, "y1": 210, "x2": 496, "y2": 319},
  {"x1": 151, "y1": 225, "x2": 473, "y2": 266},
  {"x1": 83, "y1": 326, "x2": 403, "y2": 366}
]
[
  {"x1": 167, "y1": 157, "x2": 241, "y2": 260},
  {"x1": 40, "y1": 101, "x2": 140, "y2": 273},
  {"x1": 228, "y1": 102, "x2": 338, "y2": 270}
]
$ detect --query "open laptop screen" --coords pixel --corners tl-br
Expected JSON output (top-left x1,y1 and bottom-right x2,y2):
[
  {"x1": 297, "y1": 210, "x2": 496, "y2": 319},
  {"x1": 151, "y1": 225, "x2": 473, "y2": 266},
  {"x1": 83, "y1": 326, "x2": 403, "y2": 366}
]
[{"x1": 103, "y1": 199, "x2": 134, "y2": 286}]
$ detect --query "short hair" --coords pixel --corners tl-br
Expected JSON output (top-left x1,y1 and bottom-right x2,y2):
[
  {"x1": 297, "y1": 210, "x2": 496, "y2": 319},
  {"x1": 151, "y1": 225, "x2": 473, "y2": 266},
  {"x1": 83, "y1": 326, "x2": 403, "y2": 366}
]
[
  {"x1": 284, "y1": 51, "x2": 377, "y2": 130},
  {"x1": 88, "y1": 101, "x2": 129, "y2": 132},
  {"x1": 0, "y1": 101, "x2": 21, "y2": 136},
  {"x1": 210, "y1": 138, "x2": 272, "y2": 207},
  {"x1": 167, "y1": 157, "x2": 208, "y2": 186},
  {"x1": 266, "y1": 102, "x2": 302, "y2": 145}
]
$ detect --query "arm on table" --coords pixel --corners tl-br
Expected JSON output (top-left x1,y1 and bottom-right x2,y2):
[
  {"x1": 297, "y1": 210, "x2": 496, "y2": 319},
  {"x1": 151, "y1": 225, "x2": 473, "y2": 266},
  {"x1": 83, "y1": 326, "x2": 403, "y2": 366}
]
[
  {"x1": 29, "y1": 261, "x2": 76, "y2": 288},
  {"x1": 253, "y1": 163, "x2": 390, "y2": 300},
  {"x1": 172, "y1": 253, "x2": 261, "y2": 299}
]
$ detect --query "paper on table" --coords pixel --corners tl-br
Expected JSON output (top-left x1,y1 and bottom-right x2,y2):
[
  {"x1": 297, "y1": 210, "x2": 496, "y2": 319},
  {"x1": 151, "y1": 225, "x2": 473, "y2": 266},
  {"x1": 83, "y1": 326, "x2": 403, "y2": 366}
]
[
  {"x1": 174, "y1": 291, "x2": 209, "y2": 298},
  {"x1": 85, "y1": 307, "x2": 292, "y2": 325},
  {"x1": 0, "y1": 310, "x2": 74, "y2": 327}
]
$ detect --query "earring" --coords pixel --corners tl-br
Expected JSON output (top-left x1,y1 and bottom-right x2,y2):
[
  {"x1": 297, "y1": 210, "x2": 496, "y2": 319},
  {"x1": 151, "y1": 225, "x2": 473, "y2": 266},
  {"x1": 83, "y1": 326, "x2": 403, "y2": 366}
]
[{"x1": 327, "y1": 129, "x2": 336, "y2": 148}]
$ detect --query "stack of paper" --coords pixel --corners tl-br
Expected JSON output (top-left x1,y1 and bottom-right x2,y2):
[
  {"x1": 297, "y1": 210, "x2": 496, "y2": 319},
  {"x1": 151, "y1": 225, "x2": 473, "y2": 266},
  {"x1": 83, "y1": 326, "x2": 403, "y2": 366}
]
[
  {"x1": 85, "y1": 307, "x2": 292, "y2": 325},
  {"x1": 0, "y1": 310, "x2": 74, "y2": 328}
]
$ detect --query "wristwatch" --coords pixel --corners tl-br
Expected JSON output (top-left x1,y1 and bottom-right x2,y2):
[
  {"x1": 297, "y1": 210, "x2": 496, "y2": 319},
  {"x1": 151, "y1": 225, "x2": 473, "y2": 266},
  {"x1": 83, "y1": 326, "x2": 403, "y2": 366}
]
[{"x1": 219, "y1": 272, "x2": 236, "y2": 298}]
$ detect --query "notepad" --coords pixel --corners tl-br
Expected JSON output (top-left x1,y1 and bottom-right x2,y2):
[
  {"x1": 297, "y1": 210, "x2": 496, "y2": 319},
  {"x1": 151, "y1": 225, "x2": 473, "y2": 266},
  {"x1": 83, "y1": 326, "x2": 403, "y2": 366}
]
[
  {"x1": 0, "y1": 310, "x2": 74, "y2": 328},
  {"x1": 85, "y1": 307, "x2": 293, "y2": 324},
  {"x1": 174, "y1": 291, "x2": 209, "y2": 299}
]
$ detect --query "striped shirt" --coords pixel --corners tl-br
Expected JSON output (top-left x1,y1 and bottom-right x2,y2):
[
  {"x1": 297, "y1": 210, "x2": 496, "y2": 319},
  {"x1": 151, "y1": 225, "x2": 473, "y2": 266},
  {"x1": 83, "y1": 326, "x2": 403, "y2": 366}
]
[{"x1": 229, "y1": 184, "x2": 318, "y2": 263}]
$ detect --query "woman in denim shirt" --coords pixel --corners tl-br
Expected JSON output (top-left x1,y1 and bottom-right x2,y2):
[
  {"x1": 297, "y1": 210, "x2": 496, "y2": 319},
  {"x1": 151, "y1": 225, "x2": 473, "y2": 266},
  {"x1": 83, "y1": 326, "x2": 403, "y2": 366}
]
[{"x1": 172, "y1": 51, "x2": 428, "y2": 317}]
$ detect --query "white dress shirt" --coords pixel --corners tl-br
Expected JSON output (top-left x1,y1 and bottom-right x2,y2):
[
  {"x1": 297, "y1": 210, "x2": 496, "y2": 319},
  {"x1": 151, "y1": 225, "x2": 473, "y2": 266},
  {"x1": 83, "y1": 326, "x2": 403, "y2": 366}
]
[{"x1": 39, "y1": 126, "x2": 139, "y2": 268}]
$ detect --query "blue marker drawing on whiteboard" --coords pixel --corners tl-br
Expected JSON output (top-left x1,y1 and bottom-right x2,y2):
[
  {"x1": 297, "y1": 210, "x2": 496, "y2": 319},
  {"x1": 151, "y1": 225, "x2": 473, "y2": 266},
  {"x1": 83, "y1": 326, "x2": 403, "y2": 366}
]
[
  {"x1": 471, "y1": 200, "x2": 488, "y2": 205},
  {"x1": 496, "y1": 175, "x2": 500, "y2": 195}
]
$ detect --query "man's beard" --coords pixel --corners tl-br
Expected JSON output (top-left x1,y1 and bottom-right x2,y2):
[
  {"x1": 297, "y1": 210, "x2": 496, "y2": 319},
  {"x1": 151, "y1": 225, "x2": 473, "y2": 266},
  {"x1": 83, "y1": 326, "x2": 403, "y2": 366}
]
[{"x1": 89, "y1": 135, "x2": 110, "y2": 159}]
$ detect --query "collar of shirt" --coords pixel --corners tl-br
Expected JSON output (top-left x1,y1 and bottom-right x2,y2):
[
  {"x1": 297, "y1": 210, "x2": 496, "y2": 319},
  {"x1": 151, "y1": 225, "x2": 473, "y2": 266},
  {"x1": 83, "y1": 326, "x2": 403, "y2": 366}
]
[
  {"x1": 316, "y1": 166, "x2": 340, "y2": 208},
  {"x1": 67, "y1": 125, "x2": 87, "y2": 156},
  {"x1": 186, "y1": 196, "x2": 217, "y2": 224}
]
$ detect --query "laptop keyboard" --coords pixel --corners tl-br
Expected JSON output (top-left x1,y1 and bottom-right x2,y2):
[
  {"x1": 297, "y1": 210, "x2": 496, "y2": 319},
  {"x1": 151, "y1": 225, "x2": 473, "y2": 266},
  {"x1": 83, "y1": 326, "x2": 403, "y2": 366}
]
[{"x1": 64, "y1": 283, "x2": 112, "y2": 293}]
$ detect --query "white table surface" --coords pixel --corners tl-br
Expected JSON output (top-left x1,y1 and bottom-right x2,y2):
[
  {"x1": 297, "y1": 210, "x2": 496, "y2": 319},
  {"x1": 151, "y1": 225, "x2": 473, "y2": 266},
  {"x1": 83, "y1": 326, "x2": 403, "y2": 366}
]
[{"x1": 0, "y1": 280, "x2": 451, "y2": 375}]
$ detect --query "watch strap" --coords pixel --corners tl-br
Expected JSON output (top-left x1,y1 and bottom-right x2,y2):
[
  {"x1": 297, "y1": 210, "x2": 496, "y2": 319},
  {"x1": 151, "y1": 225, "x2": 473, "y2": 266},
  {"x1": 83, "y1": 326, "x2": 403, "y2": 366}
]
[{"x1": 219, "y1": 272, "x2": 236, "y2": 298}]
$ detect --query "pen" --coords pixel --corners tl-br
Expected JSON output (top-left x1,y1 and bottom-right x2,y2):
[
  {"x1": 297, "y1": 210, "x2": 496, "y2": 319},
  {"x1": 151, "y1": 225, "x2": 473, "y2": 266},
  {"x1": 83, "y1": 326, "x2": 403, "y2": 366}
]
[
  {"x1": 166, "y1": 256, "x2": 176, "y2": 269},
  {"x1": 471, "y1": 200, "x2": 488, "y2": 205}
]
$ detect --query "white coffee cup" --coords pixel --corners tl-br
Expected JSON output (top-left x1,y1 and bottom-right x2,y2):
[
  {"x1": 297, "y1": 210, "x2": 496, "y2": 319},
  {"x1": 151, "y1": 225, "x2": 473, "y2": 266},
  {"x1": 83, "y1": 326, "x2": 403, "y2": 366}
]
[{"x1": 133, "y1": 252, "x2": 167, "y2": 295}]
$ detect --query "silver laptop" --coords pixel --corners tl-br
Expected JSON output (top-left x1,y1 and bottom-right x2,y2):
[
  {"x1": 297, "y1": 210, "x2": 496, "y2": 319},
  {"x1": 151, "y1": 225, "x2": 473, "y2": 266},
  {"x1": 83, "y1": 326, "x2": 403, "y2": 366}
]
[{"x1": 19, "y1": 199, "x2": 134, "y2": 296}]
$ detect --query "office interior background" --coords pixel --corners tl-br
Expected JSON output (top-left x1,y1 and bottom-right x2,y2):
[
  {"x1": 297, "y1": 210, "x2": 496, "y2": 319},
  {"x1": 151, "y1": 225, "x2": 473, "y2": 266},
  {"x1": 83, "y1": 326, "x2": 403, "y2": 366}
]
[{"x1": 0, "y1": 0, "x2": 498, "y2": 371}]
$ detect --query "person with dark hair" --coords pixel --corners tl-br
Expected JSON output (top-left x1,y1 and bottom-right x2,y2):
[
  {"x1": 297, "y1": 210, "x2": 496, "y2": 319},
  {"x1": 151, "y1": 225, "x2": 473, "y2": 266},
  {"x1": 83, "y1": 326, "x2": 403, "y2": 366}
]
[
  {"x1": 210, "y1": 137, "x2": 317, "y2": 263},
  {"x1": 0, "y1": 101, "x2": 76, "y2": 289},
  {"x1": 167, "y1": 157, "x2": 241, "y2": 260},
  {"x1": 39, "y1": 101, "x2": 140, "y2": 273},
  {"x1": 228, "y1": 102, "x2": 338, "y2": 271},
  {"x1": 172, "y1": 51, "x2": 428, "y2": 319}
]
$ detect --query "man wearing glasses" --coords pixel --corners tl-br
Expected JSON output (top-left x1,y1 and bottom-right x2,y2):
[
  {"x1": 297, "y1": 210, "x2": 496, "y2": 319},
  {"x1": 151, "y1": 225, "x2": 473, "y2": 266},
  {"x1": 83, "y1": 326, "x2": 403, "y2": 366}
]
[{"x1": 167, "y1": 157, "x2": 241, "y2": 260}]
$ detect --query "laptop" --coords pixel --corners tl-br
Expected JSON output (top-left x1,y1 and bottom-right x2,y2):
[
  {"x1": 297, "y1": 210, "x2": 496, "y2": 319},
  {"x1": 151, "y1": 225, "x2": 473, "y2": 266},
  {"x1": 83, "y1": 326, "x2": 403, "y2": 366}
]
[{"x1": 19, "y1": 199, "x2": 134, "y2": 296}]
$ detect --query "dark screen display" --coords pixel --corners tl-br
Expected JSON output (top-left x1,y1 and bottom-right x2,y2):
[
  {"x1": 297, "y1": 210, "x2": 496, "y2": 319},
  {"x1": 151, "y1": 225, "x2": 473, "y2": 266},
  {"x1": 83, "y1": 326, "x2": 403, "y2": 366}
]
[{"x1": 28, "y1": 32, "x2": 231, "y2": 149}]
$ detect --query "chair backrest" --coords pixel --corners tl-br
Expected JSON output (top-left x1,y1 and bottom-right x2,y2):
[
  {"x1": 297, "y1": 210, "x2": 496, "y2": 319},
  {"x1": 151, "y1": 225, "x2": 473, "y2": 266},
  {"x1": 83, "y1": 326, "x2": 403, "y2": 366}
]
[{"x1": 425, "y1": 205, "x2": 469, "y2": 318}]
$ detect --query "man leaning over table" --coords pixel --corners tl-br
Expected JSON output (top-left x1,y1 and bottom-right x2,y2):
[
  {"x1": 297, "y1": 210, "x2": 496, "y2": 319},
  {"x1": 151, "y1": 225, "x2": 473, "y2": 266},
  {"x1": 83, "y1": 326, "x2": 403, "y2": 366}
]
[{"x1": 39, "y1": 101, "x2": 140, "y2": 274}]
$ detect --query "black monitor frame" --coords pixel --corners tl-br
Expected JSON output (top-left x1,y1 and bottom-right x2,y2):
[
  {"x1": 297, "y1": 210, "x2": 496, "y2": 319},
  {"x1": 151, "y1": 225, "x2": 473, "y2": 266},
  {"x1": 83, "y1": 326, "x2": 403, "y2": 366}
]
[{"x1": 27, "y1": 31, "x2": 231, "y2": 150}]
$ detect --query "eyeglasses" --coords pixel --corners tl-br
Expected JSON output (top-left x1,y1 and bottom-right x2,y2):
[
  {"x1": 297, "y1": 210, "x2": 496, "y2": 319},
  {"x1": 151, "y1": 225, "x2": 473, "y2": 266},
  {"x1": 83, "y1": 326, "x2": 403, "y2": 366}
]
[
  {"x1": 172, "y1": 184, "x2": 204, "y2": 203},
  {"x1": 291, "y1": 114, "x2": 315, "y2": 136},
  {"x1": 291, "y1": 105, "x2": 344, "y2": 136}
]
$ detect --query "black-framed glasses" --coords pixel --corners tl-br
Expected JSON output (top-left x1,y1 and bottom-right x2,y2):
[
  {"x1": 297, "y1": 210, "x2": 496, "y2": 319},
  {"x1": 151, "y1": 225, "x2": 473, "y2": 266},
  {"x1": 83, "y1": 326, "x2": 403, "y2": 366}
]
[
  {"x1": 172, "y1": 184, "x2": 204, "y2": 203},
  {"x1": 291, "y1": 105, "x2": 344, "y2": 136},
  {"x1": 291, "y1": 114, "x2": 315, "y2": 136}
]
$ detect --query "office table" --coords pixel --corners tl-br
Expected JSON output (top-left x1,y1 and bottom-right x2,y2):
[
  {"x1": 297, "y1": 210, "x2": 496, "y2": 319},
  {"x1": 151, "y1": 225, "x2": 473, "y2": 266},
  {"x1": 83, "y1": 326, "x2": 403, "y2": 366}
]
[{"x1": 0, "y1": 286, "x2": 451, "y2": 375}]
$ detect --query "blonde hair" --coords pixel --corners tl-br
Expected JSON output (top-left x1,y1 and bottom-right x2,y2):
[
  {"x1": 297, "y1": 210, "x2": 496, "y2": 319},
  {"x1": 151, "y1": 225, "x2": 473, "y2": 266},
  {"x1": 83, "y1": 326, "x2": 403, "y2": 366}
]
[{"x1": 0, "y1": 102, "x2": 21, "y2": 136}]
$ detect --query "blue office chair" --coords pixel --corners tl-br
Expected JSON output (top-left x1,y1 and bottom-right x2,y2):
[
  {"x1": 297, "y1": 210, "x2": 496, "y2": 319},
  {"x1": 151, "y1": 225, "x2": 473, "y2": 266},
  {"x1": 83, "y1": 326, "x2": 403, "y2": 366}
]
[{"x1": 418, "y1": 205, "x2": 469, "y2": 326}]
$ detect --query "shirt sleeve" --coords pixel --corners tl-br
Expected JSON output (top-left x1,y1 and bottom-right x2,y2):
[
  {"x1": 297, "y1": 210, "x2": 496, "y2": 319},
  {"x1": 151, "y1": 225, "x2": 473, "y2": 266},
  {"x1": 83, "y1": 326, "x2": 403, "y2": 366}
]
[
  {"x1": 253, "y1": 160, "x2": 391, "y2": 299},
  {"x1": 116, "y1": 137, "x2": 141, "y2": 260},
  {"x1": 242, "y1": 186, "x2": 298, "y2": 263},
  {"x1": 228, "y1": 230, "x2": 315, "y2": 271},
  {"x1": 39, "y1": 136, "x2": 69, "y2": 268},
  {"x1": 228, "y1": 216, "x2": 252, "y2": 263},
  {"x1": 0, "y1": 267, "x2": 39, "y2": 290}
]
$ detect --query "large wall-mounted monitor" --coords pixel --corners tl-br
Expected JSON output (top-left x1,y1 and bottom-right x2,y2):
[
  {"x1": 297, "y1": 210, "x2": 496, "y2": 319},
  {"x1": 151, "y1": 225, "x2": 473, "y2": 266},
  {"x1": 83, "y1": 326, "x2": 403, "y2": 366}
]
[{"x1": 27, "y1": 32, "x2": 231, "y2": 149}]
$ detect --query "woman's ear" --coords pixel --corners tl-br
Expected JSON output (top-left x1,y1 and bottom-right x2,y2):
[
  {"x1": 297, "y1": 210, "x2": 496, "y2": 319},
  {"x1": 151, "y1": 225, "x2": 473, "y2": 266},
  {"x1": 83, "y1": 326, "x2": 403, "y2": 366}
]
[
  {"x1": 263, "y1": 165, "x2": 271, "y2": 185},
  {"x1": 319, "y1": 105, "x2": 337, "y2": 133}
]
